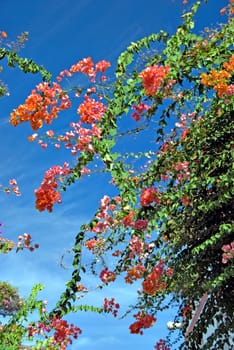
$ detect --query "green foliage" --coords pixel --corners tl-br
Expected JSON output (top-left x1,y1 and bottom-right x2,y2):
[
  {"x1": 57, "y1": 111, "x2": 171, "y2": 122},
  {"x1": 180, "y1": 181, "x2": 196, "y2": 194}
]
[
  {"x1": 0, "y1": 35, "x2": 51, "y2": 99},
  {"x1": 0, "y1": 284, "x2": 44, "y2": 348},
  {"x1": 0, "y1": 48, "x2": 51, "y2": 81}
]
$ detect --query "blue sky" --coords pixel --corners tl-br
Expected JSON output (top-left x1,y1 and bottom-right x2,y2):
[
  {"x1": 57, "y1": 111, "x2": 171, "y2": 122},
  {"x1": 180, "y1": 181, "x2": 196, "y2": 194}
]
[{"x1": 0, "y1": 1, "x2": 228, "y2": 349}]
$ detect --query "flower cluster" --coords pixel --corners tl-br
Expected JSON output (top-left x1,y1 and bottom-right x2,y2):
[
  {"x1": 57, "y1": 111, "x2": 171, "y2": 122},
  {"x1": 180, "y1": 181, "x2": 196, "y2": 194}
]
[
  {"x1": 0, "y1": 30, "x2": 28, "y2": 51},
  {"x1": 131, "y1": 102, "x2": 150, "y2": 121},
  {"x1": 122, "y1": 211, "x2": 148, "y2": 231},
  {"x1": 129, "y1": 235, "x2": 145, "y2": 259},
  {"x1": 125, "y1": 264, "x2": 146, "y2": 284},
  {"x1": 139, "y1": 64, "x2": 170, "y2": 96},
  {"x1": 200, "y1": 55, "x2": 234, "y2": 97},
  {"x1": 78, "y1": 95, "x2": 107, "y2": 124},
  {"x1": 10, "y1": 82, "x2": 71, "y2": 130},
  {"x1": 175, "y1": 112, "x2": 197, "y2": 141},
  {"x1": 103, "y1": 297, "x2": 120, "y2": 317},
  {"x1": 1, "y1": 178, "x2": 21, "y2": 196},
  {"x1": 69, "y1": 57, "x2": 110, "y2": 82},
  {"x1": 35, "y1": 163, "x2": 71, "y2": 212},
  {"x1": 129, "y1": 311, "x2": 156, "y2": 335},
  {"x1": 122, "y1": 211, "x2": 135, "y2": 227},
  {"x1": 58, "y1": 121, "x2": 102, "y2": 155},
  {"x1": 27, "y1": 321, "x2": 50, "y2": 337},
  {"x1": 154, "y1": 339, "x2": 170, "y2": 350},
  {"x1": 100, "y1": 267, "x2": 116, "y2": 283},
  {"x1": 85, "y1": 238, "x2": 105, "y2": 254},
  {"x1": 0, "y1": 233, "x2": 38, "y2": 254},
  {"x1": 173, "y1": 160, "x2": 190, "y2": 183},
  {"x1": 140, "y1": 187, "x2": 161, "y2": 206},
  {"x1": 91, "y1": 195, "x2": 121, "y2": 234},
  {"x1": 50, "y1": 316, "x2": 82, "y2": 349},
  {"x1": 221, "y1": 242, "x2": 234, "y2": 263},
  {"x1": 181, "y1": 303, "x2": 193, "y2": 319},
  {"x1": 28, "y1": 315, "x2": 82, "y2": 349},
  {"x1": 76, "y1": 283, "x2": 88, "y2": 293},
  {"x1": 17, "y1": 233, "x2": 39, "y2": 252},
  {"x1": 142, "y1": 260, "x2": 166, "y2": 295},
  {"x1": 220, "y1": 0, "x2": 234, "y2": 16}
]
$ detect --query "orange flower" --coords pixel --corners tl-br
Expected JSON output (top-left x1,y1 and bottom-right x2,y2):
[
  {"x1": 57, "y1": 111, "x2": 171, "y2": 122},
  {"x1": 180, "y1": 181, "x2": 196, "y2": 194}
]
[
  {"x1": 181, "y1": 195, "x2": 191, "y2": 206},
  {"x1": 220, "y1": 7, "x2": 226, "y2": 15},
  {"x1": 77, "y1": 96, "x2": 107, "y2": 124},
  {"x1": 201, "y1": 56, "x2": 234, "y2": 97},
  {"x1": 10, "y1": 83, "x2": 71, "y2": 130},
  {"x1": 139, "y1": 65, "x2": 170, "y2": 96},
  {"x1": 125, "y1": 264, "x2": 146, "y2": 284},
  {"x1": 1, "y1": 31, "x2": 7, "y2": 38},
  {"x1": 142, "y1": 262, "x2": 166, "y2": 295},
  {"x1": 122, "y1": 211, "x2": 135, "y2": 227},
  {"x1": 76, "y1": 284, "x2": 88, "y2": 292}
]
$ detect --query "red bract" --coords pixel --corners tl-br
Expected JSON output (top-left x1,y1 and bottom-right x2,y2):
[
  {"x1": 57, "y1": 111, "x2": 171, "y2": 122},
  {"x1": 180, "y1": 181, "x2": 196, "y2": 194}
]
[
  {"x1": 154, "y1": 339, "x2": 171, "y2": 350},
  {"x1": 140, "y1": 187, "x2": 160, "y2": 206},
  {"x1": 103, "y1": 297, "x2": 120, "y2": 317},
  {"x1": 50, "y1": 316, "x2": 82, "y2": 349},
  {"x1": 129, "y1": 312, "x2": 156, "y2": 335},
  {"x1": 173, "y1": 161, "x2": 190, "y2": 182},
  {"x1": 100, "y1": 267, "x2": 116, "y2": 283},
  {"x1": 221, "y1": 242, "x2": 234, "y2": 263},
  {"x1": 134, "y1": 219, "x2": 148, "y2": 231},
  {"x1": 131, "y1": 102, "x2": 150, "y2": 121},
  {"x1": 125, "y1": 264, "x2": 146, "y2": 284},
  {"x1": 123, "y1": 211, "x2": 135, "y2": 227},
  {"x1": 142, "y1": 261, "x2": 166, "y2": 295},
  {"x1": 139, "y1": 65, "x2": 170, "y2": 96}
]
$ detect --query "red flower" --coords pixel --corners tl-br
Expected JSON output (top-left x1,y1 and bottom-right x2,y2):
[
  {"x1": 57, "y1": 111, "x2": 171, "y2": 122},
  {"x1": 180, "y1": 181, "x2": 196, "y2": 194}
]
[
  {"x1": 103, "y1": 297, "x2": 120, "y2": 317},
  {"x1": 140, "y1": 187, "x2": 160, "y2": 206},
  {"x1": 123, "y1": 211, "x2": 135, "y2": 227},
  {"x1": 129, "y1": 312, "x2": 156, "y2": 335},
  {"x1": 142, "y1": 261, "x2": 166, "y2": 295},
  {"x1": 100, "y1": 267, "x2": 116, "y2": 283}
]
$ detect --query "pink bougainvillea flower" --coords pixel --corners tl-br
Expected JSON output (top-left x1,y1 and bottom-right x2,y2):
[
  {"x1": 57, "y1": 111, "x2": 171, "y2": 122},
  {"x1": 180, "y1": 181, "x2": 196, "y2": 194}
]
[
  {"x1": 129, "y1": 235, "x2": 144, "y2": 259},
  {"x1": 131, "y1": 102, "x2": 150, "y2": 121}
]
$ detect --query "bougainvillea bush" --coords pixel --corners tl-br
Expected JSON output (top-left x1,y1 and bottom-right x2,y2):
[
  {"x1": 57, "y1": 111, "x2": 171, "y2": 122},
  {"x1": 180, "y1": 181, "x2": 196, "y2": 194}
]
[{"x1": 1, "y1": 0, "x2": 234, "y2": 349}]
